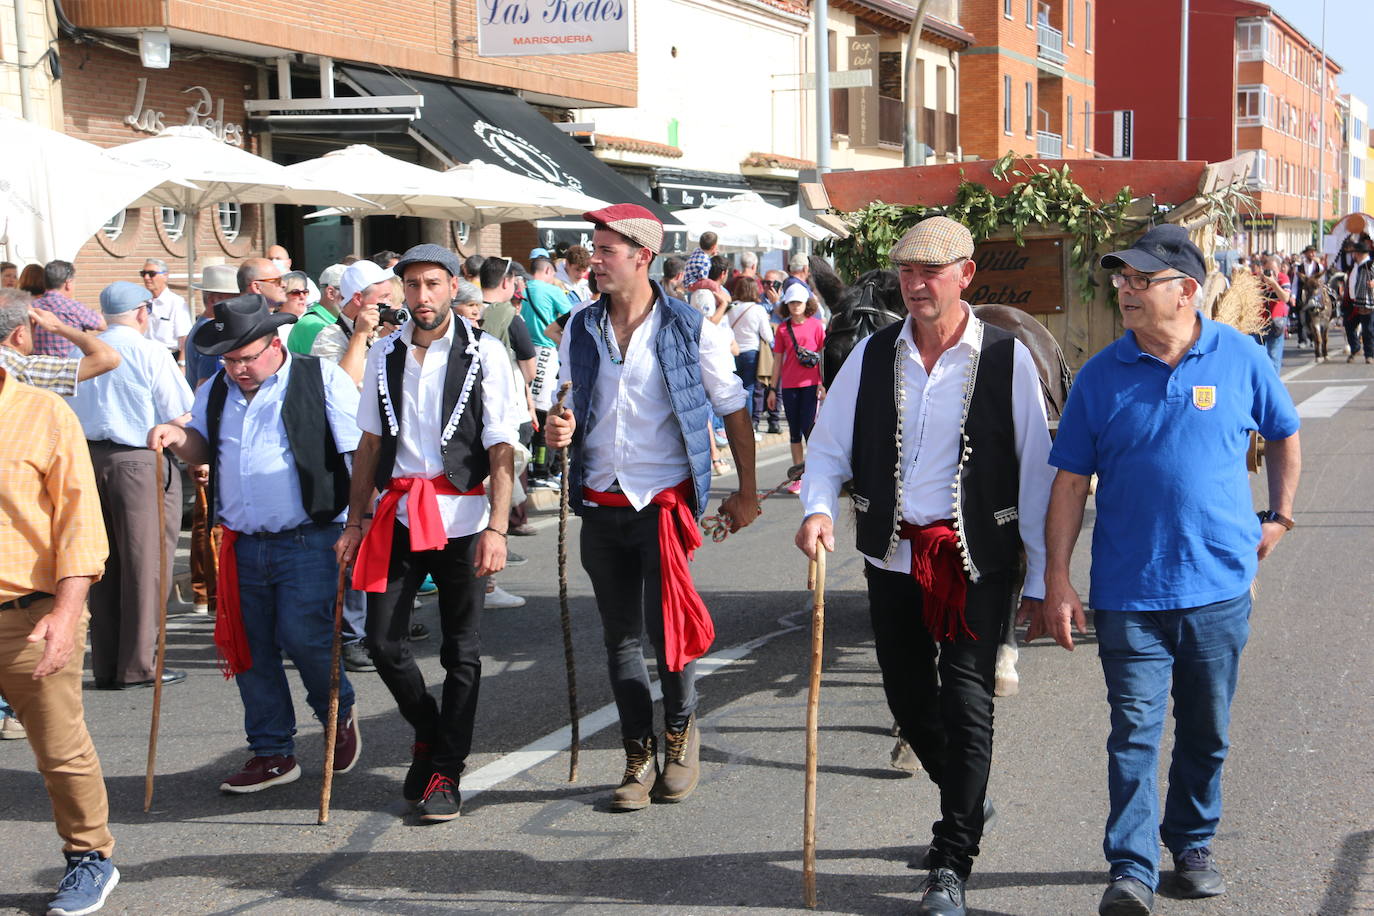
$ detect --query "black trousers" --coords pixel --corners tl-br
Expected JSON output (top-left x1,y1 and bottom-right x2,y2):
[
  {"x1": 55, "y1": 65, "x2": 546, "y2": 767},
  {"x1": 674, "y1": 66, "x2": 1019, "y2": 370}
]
[
  {"x1": 365, "y1": 522, "x2": 483, "y2": 777},
  {"x1": 866, "y1": 562, "x2": 1010, "y2": 880},
  {"x1": 580, "y1": 504, "x2": 699, "y2": 739}
]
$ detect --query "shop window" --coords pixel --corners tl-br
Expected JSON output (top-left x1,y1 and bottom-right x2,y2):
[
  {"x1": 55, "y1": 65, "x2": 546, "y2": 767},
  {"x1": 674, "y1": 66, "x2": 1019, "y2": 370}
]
[
  {"x1": 217, "y1": 202, "x2": 242, "y2": 244},
  {"x1": 102, "y1": 210, "x2": 127, "y2": 241},
  {"x1": 160, "y1": 206, "x2": 187, "y2": 243}
]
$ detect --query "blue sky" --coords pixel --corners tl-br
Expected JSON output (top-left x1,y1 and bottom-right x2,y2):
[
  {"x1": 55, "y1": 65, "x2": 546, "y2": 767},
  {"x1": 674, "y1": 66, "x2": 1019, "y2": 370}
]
[{"x1": 1265, "y1": 0, "x2": 1371, "y2": 104}]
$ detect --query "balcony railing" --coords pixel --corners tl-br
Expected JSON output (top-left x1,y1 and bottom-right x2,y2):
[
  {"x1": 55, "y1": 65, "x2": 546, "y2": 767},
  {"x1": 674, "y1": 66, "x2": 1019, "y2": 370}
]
[
  {"x1": 1036, "y1": 129, "x2": 1063, "y2": 159},
  {"x1": 1037, "y1": 22, "x2": 1067, "y2": 67}
]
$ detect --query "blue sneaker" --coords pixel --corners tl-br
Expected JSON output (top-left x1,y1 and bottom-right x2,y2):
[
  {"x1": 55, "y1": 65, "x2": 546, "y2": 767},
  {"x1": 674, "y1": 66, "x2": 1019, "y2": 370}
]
[
  {"x1": 417, "y1": 575, "x2": 438, "y2": 596},
  {"x1": 48, "y1": 850, "x2": 119, "y2": 916}
]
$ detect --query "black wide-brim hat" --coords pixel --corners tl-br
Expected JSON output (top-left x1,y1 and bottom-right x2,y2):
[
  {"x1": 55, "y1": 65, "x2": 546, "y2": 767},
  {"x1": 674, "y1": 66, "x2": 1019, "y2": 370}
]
[{"x1": 191, "y1": 293, "x2": 297, "y2": 356}]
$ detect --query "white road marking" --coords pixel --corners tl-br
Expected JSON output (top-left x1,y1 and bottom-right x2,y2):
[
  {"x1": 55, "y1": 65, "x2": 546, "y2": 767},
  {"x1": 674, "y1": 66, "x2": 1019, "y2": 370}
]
[
  {"x1": 1287, "y1": 377, "x2": 1374, "y2": 384},
  {"x1": 1281, "y1": 361, "x2": 1317, "y2": 382},
  {"x1": 1294, "y1": 385, "x2": 1367, "y2": 418}
]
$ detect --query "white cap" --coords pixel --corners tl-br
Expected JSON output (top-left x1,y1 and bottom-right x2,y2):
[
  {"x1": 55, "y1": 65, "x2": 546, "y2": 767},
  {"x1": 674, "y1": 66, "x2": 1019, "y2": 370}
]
[
  {"x1": 782, "y1": 283, "x2": 810, "y2": 304},
  {"x1": 341, "y1": 259, "x2": 394, "y2": 302},
  {"x1": 318, "y1": 263, "x2": 348, "y2": 290}
]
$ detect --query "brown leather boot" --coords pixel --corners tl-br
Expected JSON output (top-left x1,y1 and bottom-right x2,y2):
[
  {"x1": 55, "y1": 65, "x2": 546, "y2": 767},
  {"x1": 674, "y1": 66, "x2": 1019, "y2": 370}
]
[
  {"x1": 655, "y1": 715, "x2": 700, "y2": 802},
  {"x1": 609, "y1": 735, "x2": 658, "y2": 812}
]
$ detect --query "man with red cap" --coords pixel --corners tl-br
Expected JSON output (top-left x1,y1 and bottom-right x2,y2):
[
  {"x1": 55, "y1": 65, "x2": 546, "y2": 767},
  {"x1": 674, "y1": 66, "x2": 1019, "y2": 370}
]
[
  {"x1": 335, "y1": 243, "x2": 524, "y2": 824},
  {"x1": 545, "y1": 204, "x2": 760, "y2": 812}
]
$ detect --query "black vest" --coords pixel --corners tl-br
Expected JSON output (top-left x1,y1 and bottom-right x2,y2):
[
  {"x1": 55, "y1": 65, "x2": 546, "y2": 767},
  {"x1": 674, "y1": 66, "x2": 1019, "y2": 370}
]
[
  {"x1": 205, "y1": 355, "x2": 351, "y2": 528},
  {"x1": 374, "y1": 320, "x2": 489, "y2": 492},
  {"x1": 850, "y1": 320, "x2": 1022, "y2": 582}
]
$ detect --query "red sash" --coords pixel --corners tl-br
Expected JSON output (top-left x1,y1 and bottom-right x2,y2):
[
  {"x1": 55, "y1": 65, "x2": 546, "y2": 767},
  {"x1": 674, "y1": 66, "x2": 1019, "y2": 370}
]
[
  {"x1": 898, "y1": 520, "x2": 974, "y2": 641},
  {"x1": 582, "y1": 480, "x2": 713, "y2": 672},
  {"x1": 353, "y1": 475, "x2": 485, "y2": 593},
  {"x1": 213, "y1": 528, "x2": 250, "y2": 677}
]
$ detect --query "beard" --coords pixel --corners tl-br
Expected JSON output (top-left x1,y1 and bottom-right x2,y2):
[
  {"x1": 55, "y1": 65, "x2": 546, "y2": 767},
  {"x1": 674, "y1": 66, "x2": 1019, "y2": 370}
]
[{"x1": 411, "y1": 299, "x2": 451, "y2": 331}]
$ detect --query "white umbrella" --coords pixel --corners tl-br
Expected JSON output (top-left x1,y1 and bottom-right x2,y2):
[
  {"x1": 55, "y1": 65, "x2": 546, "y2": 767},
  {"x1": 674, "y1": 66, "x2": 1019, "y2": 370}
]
[
  {"x1": 0, "y1": 110, "x2": 198, "y2": 264},
  {"x1": 672, "y1": 207, "x2": 792, "y2": 252},
  {"x1": 441, "y1": 160, "x2": 609, "y2": 227},
  {"x1": 1323, "y1": 212, "x2": 1374, "y2": 258},
  {"x1": 709, "y1": 191, "x2": 832, "y2": 242},
  {"x1": 107, "y1": 125, "x2": 371, "y2": 310}
]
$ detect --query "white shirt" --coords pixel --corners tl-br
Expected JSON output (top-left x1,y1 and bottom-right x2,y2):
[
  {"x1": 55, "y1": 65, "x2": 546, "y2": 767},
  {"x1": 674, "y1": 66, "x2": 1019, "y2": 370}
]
[
  {"x1": 726, "y1": 301, "x2": 775, "y2": 353},
  {"x1": 311, "y1": 315, "x2": 353, "y2": 368},
  {"x1": 357, "y1": 314, "x2": 524, "y2": 538},
  {"x1": 68, "y1": 325, "x2": 194, "y2": 446},
  {"x1": 800, "y1": 306, "x2": 1055, "y2": 598},
  {"x1": 146, "y1": 288, "x2": 191, "y2": 350},
  {"x1": 558, "y1": 298, "x2": 748, "y2": 511}
]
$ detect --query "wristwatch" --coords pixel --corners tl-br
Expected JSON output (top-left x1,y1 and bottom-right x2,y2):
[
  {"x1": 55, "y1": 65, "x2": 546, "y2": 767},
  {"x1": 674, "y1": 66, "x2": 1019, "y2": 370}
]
[{"x1": 1256, "y1": 509, "x2": 1295, "y2": 530}]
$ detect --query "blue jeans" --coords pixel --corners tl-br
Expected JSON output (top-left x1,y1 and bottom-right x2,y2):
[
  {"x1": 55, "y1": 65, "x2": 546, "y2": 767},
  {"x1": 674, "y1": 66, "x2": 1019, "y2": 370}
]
[
  {"x1": 1096, "y1": 592, "x2": 1252, "y2": 888},
  {"x1": 1262, "y1": 317, "x2": 1286, "y2": 374},
  {"x1": 233, "y1": 523, "x2": 354, "y2": 757}
]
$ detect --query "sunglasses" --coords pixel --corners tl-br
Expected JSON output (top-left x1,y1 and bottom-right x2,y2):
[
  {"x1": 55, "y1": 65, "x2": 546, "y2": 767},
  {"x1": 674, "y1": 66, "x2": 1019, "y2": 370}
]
[
  {"x1": 256, "y1": 276, "x2": 285, "y2": 286},
  {"x1": 139, "y1": 270, "x2": 166, "y2": 278},
  {"x1": 286, "y1": 287, "x2": 309, "y2": 295}
]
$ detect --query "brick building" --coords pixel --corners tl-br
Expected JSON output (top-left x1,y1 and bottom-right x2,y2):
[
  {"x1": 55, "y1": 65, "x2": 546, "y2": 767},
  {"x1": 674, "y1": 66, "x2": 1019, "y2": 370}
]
[
  {"x1": 1095, "y1": 0, "x2": 1342, "y2": 254},
  {"x1": 958, "y1": 0, "x2": 1097, "y2": 161},
  {"x1": 51, "y1": 0, "x2": 659, "y2": 307}
]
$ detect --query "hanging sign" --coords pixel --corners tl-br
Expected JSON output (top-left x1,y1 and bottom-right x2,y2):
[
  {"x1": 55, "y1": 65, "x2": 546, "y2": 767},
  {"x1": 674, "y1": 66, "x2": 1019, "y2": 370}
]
[{"x1": 477, "y1": 0, "x2": 635, "y2": 57}]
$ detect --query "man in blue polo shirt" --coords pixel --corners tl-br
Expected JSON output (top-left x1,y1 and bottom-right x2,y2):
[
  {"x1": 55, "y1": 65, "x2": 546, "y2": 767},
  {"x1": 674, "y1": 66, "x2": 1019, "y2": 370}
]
[{"x1": 1033, "y1": 225, "x2": 1301, "y2": 916}]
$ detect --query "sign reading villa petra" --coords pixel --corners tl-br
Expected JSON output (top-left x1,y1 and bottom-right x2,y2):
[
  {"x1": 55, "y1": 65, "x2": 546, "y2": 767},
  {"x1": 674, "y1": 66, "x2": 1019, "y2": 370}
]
[
  {"x1": 126, "y1": 79, "x2": 245, "y2": 146},
  {"x1": 477, "y1": 0, "x2": 634, "y2": 57},
  {"x1": 969, "y1": 238, "x2": 1065, "y2": 314}
]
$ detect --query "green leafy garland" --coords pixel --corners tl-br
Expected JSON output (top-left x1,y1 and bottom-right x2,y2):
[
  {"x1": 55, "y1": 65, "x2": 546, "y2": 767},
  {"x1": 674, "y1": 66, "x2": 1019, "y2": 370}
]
[{"x1": 822, "y1": 151, "x2": 1137, "y2": 302}]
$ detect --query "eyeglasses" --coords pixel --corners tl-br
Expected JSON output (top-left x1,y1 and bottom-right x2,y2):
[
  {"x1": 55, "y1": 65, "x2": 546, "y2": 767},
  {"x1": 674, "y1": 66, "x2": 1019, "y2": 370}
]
[
  {"x1": 1110, "y1": 273, "x2": 1191, "y2": 291},
  {"x1": 139, "y1": 270, "x2": 166, "y2": 278},
  {"x1": 255, "y1": 276, "x2": 284, "y2": 287},
  {"x1": 222, "y1": 340, "x2": 275, "y2": 368}
]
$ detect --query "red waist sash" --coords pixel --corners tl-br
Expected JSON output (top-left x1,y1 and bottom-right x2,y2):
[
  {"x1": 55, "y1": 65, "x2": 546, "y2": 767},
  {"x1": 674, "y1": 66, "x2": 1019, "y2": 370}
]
[
  {"x1": 353, "y1": 475, "x2": 485, "y2": 593},
  {"x1": 213, "y1": 528, "x2": 249, "y2": 677},
  {"x1": 582, "y1": 480, "x2": 713, "y2": 672},
  {"x1": 898, "y1": 520, "x2": 974, "y2": 641}
]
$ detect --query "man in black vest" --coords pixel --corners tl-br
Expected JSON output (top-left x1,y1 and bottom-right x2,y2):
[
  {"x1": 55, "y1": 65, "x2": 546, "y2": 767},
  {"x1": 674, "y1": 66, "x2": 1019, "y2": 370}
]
[
  {"x1": 336, "y1": 244, "x2": 522, "y2": 824},
  {"x1": 794, "y1": 217, "x2": 1055, "y2": 916},
  {"x1": 150, "y1": 294, "x2": 364, "y2": 794}
]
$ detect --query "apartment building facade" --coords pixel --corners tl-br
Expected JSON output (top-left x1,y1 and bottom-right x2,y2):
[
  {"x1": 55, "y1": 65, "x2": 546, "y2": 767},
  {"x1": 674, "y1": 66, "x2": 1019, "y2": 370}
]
[
  {"x1": 1338, "y1": 94, "x2": 1367, "y2": 217},
  {"x1": 958, "y1": 0, "x2": 1096, "y2": 161}
]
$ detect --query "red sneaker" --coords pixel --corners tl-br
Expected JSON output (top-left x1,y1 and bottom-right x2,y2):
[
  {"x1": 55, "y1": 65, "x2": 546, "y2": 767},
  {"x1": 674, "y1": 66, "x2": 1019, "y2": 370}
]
[
  {"x1": 333, "y1": 709, "x2": 362, "y2": 774},
  {"x1": 220, "y1": 755, "x2": 300, "y2": 794}
]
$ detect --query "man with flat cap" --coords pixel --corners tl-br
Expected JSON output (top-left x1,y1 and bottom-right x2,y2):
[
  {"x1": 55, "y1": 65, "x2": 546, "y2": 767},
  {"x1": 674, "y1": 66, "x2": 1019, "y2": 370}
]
[
  {"x1": 794, "y1": 216, "x2": 1054, "y2": 916},
  {"x1": 335, "y1": 243, "x2": 523, "y2": 823},
  {"x1": 67, "y1": 281, "x2": 195, "y2": 690},
  {"x1": 544, "y1": 204, "x2": 759, "y2": 813},
  {"x1": 1035, "y1": 224, "x2": 1301, "y2": 915},
  {"x1": 150, "y1": 293, "x2": 364, "y2": 794}
]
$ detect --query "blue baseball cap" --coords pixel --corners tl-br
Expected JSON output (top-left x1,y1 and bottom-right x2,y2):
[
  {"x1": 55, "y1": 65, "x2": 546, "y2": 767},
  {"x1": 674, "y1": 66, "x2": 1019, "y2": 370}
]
[
  {"x1": 529, "y1": 247, "x2": 552, "y2": 260},
  {"x1": 100, "y1": 281, "x2": 150, "y2": 315}
]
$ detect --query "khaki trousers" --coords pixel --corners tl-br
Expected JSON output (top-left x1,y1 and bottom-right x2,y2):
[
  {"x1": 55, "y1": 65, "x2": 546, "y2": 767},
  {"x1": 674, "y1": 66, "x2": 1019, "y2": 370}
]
[{"x1": 0, "y1": 598, "x2": 115, "y2": 857}]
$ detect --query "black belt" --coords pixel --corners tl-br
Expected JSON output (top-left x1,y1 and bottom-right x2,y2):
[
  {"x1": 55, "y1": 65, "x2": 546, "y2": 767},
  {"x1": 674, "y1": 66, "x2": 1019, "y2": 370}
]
[
  {"x1": 0, "y1": 592, "x2": 53, "y2": 611},
  {"x1": 239, "y1": 521, "x2": 342, "y2": 540}
]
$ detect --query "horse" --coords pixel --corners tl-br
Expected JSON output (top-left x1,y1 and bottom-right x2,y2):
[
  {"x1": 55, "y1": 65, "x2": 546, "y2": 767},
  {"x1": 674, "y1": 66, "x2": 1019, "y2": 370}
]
[
  {"x1": 1300, "y1": 273, "x2": 1335, "y2": 363},
  {"x1": 818, "y1": 269, "x2": 1074, "y2": 699}
]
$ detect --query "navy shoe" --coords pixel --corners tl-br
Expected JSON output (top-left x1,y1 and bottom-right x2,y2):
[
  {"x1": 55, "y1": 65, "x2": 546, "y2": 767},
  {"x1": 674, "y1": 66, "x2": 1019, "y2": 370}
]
[
  {"x1": 47, "y1": 850, "x2": 119, "y2": 916},
  {"x1": 1173, "y1": 846, "x2": 1226, "y2": 898},
  {"x1": 1098, "y1": 876, "x2": 1153, "y2": 915}
]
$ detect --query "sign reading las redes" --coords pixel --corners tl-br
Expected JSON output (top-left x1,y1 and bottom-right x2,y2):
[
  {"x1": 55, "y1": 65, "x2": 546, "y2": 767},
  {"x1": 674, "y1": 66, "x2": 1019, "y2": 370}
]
[
  {"x1": 478, "y1": 0, "x2": 634, "y2": 57},
  {"x1": 968, "y1": 238, "x2": 1066, "y2": 314}
]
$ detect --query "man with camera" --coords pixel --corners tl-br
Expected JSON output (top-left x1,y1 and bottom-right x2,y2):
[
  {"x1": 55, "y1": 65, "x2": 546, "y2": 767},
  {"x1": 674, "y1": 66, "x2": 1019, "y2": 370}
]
[{"x1": 311, "y1": 260, "x2": 405, "y2": 388}]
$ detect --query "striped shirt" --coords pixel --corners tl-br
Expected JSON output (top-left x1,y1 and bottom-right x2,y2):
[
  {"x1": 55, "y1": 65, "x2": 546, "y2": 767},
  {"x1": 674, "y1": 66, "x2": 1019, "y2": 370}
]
[
  {"x1": 0, "y1": 369, "x2": 108, "y2": 602},
  {"x1": 0, "y1": 345, "x2": 81, "y2": 396}
]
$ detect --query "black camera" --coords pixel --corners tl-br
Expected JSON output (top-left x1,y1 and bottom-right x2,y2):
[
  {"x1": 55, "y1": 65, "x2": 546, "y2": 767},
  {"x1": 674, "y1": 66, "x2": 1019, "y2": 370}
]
[{"x1": 379, "y1": 307, "x2": 409, "y2": 325}]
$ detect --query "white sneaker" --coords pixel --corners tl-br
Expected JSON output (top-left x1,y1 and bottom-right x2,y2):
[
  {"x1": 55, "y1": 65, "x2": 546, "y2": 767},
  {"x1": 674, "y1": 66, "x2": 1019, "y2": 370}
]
[
  {"x1": 485, "y1": 585, "x2": 526, "y2": 609},
  {"x1": 0, "y1": 716, "x2": 25, "y2": 740},
  {"x1": 193, "y1": 603, "x2": 209, "y2": 615}
]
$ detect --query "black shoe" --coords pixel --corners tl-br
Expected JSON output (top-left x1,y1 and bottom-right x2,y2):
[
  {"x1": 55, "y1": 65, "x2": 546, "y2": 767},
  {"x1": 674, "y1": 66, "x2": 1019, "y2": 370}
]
[
  {"x1": 915, "y1": 867, "x2": 966, "y2": 916},
  {"x1": 418, "y1": 772, "x2": 461, "y2": 822},
  {"x1": 909, "y1": 799, "x2": 996, "y2": 870},
  {"x1": 408, "y1": 622, "x2": 429, "y2": 641},
  {"x1": 403, "y1": 742, "x2": 435, "y2": 805},
  {"x1": 102, "y1": 669, "x2": 187, "y2": 690},
  {"x1": 1172, "y1": 846, "x2": 1225, "y2": 898},
  {"x1": 1099, "y1": 876, "x2": 1153, "y2": 915},
  {"x1": 505, "y1": 551, "x2": 528, "y2": 566},
  {"x1": 766, "y1": 421, "x2": 783, "y2": 435},
  {"x1": 341, "y1": 641, "x2": 376, "y2": 673}
]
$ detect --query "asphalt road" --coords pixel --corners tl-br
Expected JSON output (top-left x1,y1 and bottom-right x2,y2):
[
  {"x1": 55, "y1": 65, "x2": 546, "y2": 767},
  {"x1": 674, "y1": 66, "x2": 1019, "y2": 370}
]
[{"x1": 3, "y1": 346, "x2": 1372, "y2": 916}]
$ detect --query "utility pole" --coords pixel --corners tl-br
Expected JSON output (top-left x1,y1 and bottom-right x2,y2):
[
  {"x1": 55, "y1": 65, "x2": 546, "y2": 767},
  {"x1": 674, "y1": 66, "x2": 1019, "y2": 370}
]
[
  {"x1": 1315, "y1": 0, "x2": 1328, "y2": 245},
  {"x1": 814, "y1": 0, "x2": 831, "y2": 175},
  {"x1": 903, "y1": 0, "x2": 932, "y2": 167},
  {"x1": 1178, "y1": 0, "x2": 1189, "y2": 160}
]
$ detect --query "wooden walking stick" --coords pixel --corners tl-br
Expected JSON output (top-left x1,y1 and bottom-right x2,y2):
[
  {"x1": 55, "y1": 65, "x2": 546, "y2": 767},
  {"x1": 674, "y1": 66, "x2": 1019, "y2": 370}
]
[
  {"x1": 318, "y1": 565, "x2": 348, "y2": 824},
  {"x1": 553, "y1": 381, "x2": 581, "y2": 782},
  {"x1": 802, "y1": 539, "x2": 827, "y2": 908},
  {"x1": 144, "y1": 448, "x2": 172, "y2": 812}
]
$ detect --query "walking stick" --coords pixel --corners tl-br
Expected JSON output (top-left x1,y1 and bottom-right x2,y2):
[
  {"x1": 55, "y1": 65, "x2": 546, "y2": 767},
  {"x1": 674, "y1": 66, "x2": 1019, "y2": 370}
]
[
  {"x1": 553, "y1": 381, "x2": 581, "y2": 782},
  {"x1": 144, "y1": 448, "x2": 171, "y2": 812},
  {"x1": 802, "y1": 539, "x2": 827, "y2": 908},
  {"x1": 318, "y1": 565, "x2": 348, "y2": 824}
]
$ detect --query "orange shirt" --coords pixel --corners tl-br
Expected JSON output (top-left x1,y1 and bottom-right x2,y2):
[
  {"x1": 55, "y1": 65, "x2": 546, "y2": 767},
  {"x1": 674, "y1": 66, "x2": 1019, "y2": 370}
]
[{"x1": 0, "y1": 368, "x2": 108, "y2": 602}]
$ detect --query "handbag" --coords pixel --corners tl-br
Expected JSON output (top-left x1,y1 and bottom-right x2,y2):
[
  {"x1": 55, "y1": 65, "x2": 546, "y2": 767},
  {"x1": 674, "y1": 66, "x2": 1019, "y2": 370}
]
[{"x1": 786, "y1": 320, "x2": 822, "y2": 369}]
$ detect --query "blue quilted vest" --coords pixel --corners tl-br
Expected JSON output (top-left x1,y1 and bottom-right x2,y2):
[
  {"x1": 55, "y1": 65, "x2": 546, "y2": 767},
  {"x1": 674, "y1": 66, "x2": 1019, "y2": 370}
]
[{"x1": 567, "y1": 281, "x2": 713, "y2": 519}]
